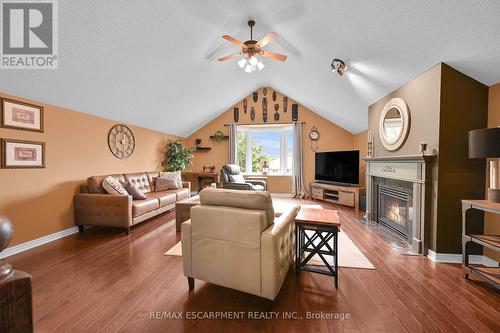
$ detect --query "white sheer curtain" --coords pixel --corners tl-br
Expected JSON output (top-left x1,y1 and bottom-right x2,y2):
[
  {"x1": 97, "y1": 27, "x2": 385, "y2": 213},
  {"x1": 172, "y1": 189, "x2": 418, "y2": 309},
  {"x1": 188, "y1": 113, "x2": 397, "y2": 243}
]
[
  {"x1": 228, "y1": 124, "x2": 237, "y2": 164},
  {"x1": 292, "y1": 121, "x2": 308, "y2": 198}
]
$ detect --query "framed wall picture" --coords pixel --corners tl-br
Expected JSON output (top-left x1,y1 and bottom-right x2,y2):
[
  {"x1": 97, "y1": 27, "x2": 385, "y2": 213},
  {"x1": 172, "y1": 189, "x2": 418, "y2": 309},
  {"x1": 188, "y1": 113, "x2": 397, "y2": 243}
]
[
  {"x1": 1, "y1": 98, "x2": 44, "y2": 132},
  {"x1": 1, "y1": 139, "x2": 45, "y2": 168}
]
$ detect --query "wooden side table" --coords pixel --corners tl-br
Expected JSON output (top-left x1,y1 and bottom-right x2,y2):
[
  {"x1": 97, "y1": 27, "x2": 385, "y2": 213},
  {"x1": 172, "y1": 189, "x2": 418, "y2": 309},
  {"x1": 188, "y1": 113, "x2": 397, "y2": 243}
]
[
  {"x1": 175, "y1": 195, "x2": 200, "y2": 231},
  {"x1": 462, "y1": 199, "x2": 500, "y2": 289},
  {"x1": 295, "y1": 208, "x2": 341, "y2": 288}
]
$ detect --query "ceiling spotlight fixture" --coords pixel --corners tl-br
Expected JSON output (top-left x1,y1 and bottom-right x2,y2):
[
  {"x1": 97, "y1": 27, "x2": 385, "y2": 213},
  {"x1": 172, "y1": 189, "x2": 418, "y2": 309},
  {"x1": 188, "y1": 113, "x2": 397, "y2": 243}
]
[{"x1": 331, "y1": 58, "x2": 347, "y2": 76}]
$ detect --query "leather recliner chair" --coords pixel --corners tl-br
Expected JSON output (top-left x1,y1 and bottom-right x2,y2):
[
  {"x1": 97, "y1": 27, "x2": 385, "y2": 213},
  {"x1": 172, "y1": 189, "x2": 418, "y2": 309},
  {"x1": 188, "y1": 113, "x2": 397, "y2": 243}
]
[
  {"x1": 220, "y1": 164, "x2": 267, "y2": 191},
  {"x1": 182, "y1": 188, "x2": 299, "y2": 300}
]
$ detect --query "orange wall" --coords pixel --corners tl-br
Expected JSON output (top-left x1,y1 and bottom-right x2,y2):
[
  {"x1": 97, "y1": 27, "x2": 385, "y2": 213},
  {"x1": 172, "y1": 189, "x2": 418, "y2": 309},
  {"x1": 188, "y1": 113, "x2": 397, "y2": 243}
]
[
  {"x1": 0, "y1": 92, "x2": 178, "y2": 247},
  {"x1": 183, "y1": 87, "x2": 362, "y2": 193},
  {"x1": 485, "y1": 83, "x2": 500, "y2": 261}
]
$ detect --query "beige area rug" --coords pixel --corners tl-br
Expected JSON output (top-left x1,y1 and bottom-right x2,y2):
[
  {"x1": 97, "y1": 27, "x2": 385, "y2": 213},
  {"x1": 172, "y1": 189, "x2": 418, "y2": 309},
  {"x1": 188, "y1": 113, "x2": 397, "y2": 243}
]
[{"x1": 164, "y1": 232, "x2": 374, "y2": 270}]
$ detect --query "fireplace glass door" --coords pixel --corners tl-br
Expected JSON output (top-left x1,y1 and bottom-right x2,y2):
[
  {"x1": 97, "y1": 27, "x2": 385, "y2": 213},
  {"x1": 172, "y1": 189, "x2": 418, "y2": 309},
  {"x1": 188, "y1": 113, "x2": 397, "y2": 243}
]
[{"x1": 377, "y1": 184, "x2": 412, "y2": 241}]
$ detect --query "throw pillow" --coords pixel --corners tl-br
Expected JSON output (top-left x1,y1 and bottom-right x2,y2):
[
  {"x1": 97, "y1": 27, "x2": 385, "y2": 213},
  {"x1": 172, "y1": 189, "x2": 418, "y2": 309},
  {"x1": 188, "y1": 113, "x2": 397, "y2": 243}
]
[
  {"x1": 155, "y1": 176, "x2": 179, "y2": 191},
  {"x1": 228, "y1": 174, "x2": 245, "y2": 183},
  {"x1": 102, "y1": 176, "x2": 128, "y2": 195},
  {"x1": 121, "y1": 181, "x2": 147, "y2": 200},
  {"x1": 156, "y1": 171, "x2": 182, "y2": 191}
]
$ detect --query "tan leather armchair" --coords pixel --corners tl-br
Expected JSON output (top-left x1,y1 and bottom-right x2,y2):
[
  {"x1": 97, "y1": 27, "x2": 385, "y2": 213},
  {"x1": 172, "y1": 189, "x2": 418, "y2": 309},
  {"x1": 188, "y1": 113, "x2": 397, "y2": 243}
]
[{"x1": 182, "y1": 188, "x2": 298, "y2": 300}]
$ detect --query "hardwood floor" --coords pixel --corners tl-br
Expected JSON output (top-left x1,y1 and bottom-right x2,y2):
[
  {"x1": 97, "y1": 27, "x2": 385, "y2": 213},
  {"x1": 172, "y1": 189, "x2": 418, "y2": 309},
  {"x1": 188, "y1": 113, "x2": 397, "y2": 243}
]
[{"x1": 7, "y1": 198, "x2": 500, "y2": 332}]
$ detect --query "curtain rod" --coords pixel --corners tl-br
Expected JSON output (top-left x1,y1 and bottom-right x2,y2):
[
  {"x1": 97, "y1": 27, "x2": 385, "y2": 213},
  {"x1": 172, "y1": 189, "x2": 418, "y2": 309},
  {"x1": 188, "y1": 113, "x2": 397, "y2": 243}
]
[{"x1": 224, "y1": 122, "x2": 306, "y2": 126}]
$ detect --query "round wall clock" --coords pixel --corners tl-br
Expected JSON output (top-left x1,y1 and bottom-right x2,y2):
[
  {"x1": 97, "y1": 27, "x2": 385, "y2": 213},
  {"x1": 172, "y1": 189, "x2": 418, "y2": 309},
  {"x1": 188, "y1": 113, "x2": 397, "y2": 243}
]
[
  {"x1": 108, "y1": 124, "x2": 135, "y2": 159},
  {"x1": 309, "y1": 126, "x2": 320, "y2": 141}
]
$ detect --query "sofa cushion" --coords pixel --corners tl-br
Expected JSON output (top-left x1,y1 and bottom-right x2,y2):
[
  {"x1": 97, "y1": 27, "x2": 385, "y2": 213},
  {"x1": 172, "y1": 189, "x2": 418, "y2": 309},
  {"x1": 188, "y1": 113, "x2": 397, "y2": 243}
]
[
  {"x1": 168, "y1": 188, "x2": 190, "y2": 201},
  {"x1": 124, "y1": 172, "x2": 151, "y2": 194},
  {"x1": 132, "y1": 198, "x2": 159, "y2": 217},
  {"x1": 146, "y1": 172, "x2": 160, "y2": 191},
  {"x1": 199, "y1": 188, "x2": 274, "y2": 226},
  {"x1": 122, "y1": 181, "x2": 147, "y2": 200},
  {"x1": 103, "y1": 176, "x2": 128, "y2": 196},
  {"x1": 228, "y1": 174, "x2": 245, "y2": 183},
  {"x1": 145, "y1": 191, "x2": 176, "y2": 207},
  {"x1": 87, "y1": 174, "x2": 125, "y2": 194},
  {"x1": 156, "y1": 171, "x2": 183, "y2": 190}
]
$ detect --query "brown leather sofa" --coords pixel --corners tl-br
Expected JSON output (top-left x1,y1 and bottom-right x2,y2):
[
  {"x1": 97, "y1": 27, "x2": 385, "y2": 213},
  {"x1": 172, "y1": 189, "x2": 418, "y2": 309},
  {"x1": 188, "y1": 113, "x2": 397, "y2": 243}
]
[{"x1": 74, "y1": 172, "x2": 190, "y2": 234}]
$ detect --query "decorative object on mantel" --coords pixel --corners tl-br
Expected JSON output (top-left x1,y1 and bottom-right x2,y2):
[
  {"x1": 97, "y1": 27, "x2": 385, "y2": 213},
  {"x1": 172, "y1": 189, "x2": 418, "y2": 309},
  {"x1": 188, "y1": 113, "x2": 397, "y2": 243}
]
[
  {"x1": 253, "y1": 91, "x2": 258, "y2": 102},
  {"x1": 1, "y1": 139, "x2": 45, "y2": 169},
  {"x1": 243, "y1": 99, "x2": 247, "y2": 114},
  {"x1": 469, "y1": 127, "x2": 500, "y2": 203},
  {"x1": 233, "y1": 107, "x2": 239, "y2": 122},
  {"x1": 283, "y1": 96, "x2": 288, "y2": 113},
  {"x1": 108, "y1": 124, "x2": 135, "y2": 159},
  {"x1": 292, "y1": 103, "x2": 299, "y2": 121},
  {"x1": 165, "y1": 140, "x2": 196, "y2": 171},
  {"x1": 367, "y1": 130, "x2": 374, "y2": 157},
  {"x1": 263, "y1": 87, "x2": 267, "y2": 96},
  {"x1": 250, "y1": 106, "x2": 256, "y2": 121},
  {"x1": 209, "y1": 130, "x2": 228, "y2": 141},
  {"x1": 0, "y1": 215, "x2": 34, "y2": 333},
  {"x1": 309, "y1": 126, "x2": 320, "y2": 151},
  {"x1": 1, "y1": 98, "x2": 43, "y2": 132},
  {"x1": 379, "y1": 97, "x2": 410, "y2": 151},
  {"x1": 419, "y1": 142, "x2": 427, "y2": 155}
]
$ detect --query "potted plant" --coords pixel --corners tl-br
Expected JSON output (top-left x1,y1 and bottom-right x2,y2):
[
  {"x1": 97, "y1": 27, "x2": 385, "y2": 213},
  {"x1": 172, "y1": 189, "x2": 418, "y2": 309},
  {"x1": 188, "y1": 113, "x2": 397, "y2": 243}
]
[
  {"x1": 212, "y1": 130, "x2": 225, "y2": 142},
  {"x1": 164, "y1": 140, "x2": 196, "y2": 172}
]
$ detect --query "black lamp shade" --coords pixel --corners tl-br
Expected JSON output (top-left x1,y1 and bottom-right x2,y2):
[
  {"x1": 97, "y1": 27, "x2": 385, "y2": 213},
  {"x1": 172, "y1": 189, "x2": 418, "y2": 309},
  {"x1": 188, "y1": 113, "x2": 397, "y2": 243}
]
[{"x1": 468, "y1": 127, "x2": 500, "y2": 158}]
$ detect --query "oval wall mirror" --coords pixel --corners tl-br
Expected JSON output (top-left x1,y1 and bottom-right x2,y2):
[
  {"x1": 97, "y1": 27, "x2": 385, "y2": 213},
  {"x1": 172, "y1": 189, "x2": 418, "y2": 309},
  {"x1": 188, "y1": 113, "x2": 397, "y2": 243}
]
[{"x1": 379, "y1": 97, "x2": 410, "y2": 151}]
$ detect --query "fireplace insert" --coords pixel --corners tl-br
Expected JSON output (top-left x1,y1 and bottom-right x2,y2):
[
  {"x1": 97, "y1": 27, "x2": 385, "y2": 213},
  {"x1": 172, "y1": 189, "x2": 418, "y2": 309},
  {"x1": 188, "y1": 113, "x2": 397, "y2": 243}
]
[{"x1": 377, "y1": 184, "x2": 413, "y2": 241}]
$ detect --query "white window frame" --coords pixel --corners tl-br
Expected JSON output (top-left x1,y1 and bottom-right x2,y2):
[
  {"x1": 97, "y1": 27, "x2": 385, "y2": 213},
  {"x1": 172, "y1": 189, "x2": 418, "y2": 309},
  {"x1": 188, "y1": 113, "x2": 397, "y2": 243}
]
[{"x1": 236, "y1": 124, "x2": 293, "y2": 175}]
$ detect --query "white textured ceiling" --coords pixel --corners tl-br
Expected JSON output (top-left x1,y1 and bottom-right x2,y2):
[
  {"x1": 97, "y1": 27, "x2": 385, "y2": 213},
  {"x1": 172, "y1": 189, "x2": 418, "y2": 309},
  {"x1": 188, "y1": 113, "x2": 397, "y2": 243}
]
[{"x1": 1, "y1": 0, "x2": 500, "y2": 136}]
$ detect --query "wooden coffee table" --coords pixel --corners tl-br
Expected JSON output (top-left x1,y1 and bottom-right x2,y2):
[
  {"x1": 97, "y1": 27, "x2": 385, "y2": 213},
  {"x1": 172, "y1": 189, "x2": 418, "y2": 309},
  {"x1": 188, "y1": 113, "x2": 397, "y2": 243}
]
[
  {"x1": 295, "y1": 208, "x2": 341, "y2": 288},
  {"x1": 175, "y1": 195, "x2": 200, "y2": 231}
]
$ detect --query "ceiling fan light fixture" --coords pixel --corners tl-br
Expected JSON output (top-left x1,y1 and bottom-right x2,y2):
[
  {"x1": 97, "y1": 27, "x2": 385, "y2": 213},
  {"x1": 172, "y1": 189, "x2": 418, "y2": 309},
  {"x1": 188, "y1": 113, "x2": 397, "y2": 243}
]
[
  {"x1": 249, "y1": 56, "x2": 258, "y2": 66},
  {"x1": 257, "y1": 61, "x2": 265, "y2": 71},
  {"x1": 331, "y1": 58, "x2": 347, "y2": 76},
  {"x1": 238, "y1": 58, "x2": 247, "y2": 68},
  {"x1": 244, "y1": 64, "x2": 254, "y2": 73}
]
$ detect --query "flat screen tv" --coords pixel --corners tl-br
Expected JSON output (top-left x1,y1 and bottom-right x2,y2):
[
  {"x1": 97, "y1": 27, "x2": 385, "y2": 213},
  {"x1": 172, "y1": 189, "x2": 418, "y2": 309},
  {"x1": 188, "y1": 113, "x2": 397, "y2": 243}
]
[{"x1": 315, "y1": 150, "x2": 359, "y2": 185}]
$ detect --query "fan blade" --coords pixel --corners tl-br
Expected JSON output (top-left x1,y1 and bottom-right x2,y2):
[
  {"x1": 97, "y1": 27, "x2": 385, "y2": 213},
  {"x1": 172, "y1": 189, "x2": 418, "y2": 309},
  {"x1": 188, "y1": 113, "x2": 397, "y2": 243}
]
[
  {"x1": 217, "y1": 52, "x2": 243, "y2": 62},
  {"x1": 258, "y1": 32, "x2": 278, "y2": 47},
  {"x1": 222, "y1": 35, "x2": 246, "y2": 48},
  {"x1": 261, "y1": 50, "x2": 287, "y2": 61}
]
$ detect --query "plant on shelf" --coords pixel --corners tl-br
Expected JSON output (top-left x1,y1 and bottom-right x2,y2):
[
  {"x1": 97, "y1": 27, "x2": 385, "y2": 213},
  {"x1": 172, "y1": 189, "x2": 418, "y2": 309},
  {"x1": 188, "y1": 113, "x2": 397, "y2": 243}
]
[
  {"x1": 212, "y1": 130, "x2": 225, "y2": 142},
  {"x1": 164, "y1": 140, "x2": 196, "y2": 172}
]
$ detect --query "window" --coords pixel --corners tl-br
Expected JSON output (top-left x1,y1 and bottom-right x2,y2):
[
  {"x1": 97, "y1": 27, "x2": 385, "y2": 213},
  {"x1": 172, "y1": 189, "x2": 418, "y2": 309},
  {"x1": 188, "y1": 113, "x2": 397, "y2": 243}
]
[{"x1": 236, "y1": 124, "x2": 293, "y2": 175}]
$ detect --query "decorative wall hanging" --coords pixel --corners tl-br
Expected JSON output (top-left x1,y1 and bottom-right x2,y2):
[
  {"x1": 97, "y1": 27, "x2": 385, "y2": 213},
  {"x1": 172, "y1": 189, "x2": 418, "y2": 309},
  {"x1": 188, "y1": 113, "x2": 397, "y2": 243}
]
[
  {"x1": 243, "y1": 99, "x2": 247, "y2": 114},
  {"x1": 262, "y1": 97, "x2": 267, "y2": 109},
  {"x1": 253, "y1": 92, "x2": 258, "y2": 103},
  {"x1": 262, "y1": 107, "x2": 268, "y2": 123},
  {"x1": 283, "y1": 96, "x2": 288, "y2": 113},
  {"x1": 292, "y1": 104, "x2": 299, "y2": 121},
  {"x1": 272, "y1": 91, "x2": 277, "y2": 101},
  {"x1": 263, "y1": 88, "x2": 267, "y2": 96},
  {"x1": 233, "y1": 107, "x2": 239, "y2": 122},
  {"x1": 309, "y1": 126, "x2": 320, "y2": 151},
  {"x1": 1, "y1": 139, "x2": 45, "y2": 168},
  {"x1": 108, "y1": 124, "x2": 136, "y2": 159},
  {"x1": 274, "y1": 110, "x2": 280, "y2": 121},
  {"x1": 250, "y1": 107, "x2": 256, "y2": 121},
  {"x1": 378, "y1": 97, "x2": 410, "y2": 151},
  {"x1": 1, "y1": 98, "x2": 44, "y2": 132},
  {"x1": 274, "y1": 104, "x2": 279, "y2": 111}
]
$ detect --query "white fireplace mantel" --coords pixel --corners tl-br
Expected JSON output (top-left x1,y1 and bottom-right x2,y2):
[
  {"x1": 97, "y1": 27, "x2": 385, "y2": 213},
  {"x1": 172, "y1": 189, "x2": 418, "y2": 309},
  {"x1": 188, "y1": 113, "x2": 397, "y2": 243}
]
[{"x1": 364, "y1": 154, "x2": 436, "y2": 254}]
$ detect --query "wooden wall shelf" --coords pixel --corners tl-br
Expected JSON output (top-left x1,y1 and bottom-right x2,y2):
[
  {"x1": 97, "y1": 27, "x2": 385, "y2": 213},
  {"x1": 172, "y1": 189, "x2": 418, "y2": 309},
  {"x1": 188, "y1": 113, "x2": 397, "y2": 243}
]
[
  {"x1": 193, "y1": 147, "x2": 211, "y2": 152},
  {"x1": 209, "y1": 136, "x2": 229, "y2": 141}
]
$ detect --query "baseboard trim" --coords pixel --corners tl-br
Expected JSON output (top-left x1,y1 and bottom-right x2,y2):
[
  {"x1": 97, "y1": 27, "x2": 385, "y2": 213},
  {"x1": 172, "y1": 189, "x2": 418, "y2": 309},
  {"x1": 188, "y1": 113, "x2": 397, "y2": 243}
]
[
  {"x1": 0, "y1": 226, "x2": 84, "y2": 259},
  {"x1": 427, "y1": 249, "x2": 499, "y2": 267},
  {"x1": 270, "y1": 193, "x2": 293, "y2": 198}
]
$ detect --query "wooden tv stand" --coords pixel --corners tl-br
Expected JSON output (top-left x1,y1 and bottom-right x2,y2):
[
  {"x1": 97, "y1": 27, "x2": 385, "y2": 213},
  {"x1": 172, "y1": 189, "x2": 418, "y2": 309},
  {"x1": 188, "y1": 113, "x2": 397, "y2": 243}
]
[{"x1": 310, "y1": 182, "x2": 364, "y2": 213}]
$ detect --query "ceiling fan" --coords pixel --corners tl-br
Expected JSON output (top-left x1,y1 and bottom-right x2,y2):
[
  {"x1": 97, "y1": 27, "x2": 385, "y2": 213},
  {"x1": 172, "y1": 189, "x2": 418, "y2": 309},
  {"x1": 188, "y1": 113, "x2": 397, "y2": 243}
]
[{"x1": 217, "y1": 20, "x2": 287, "y2": 73}]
